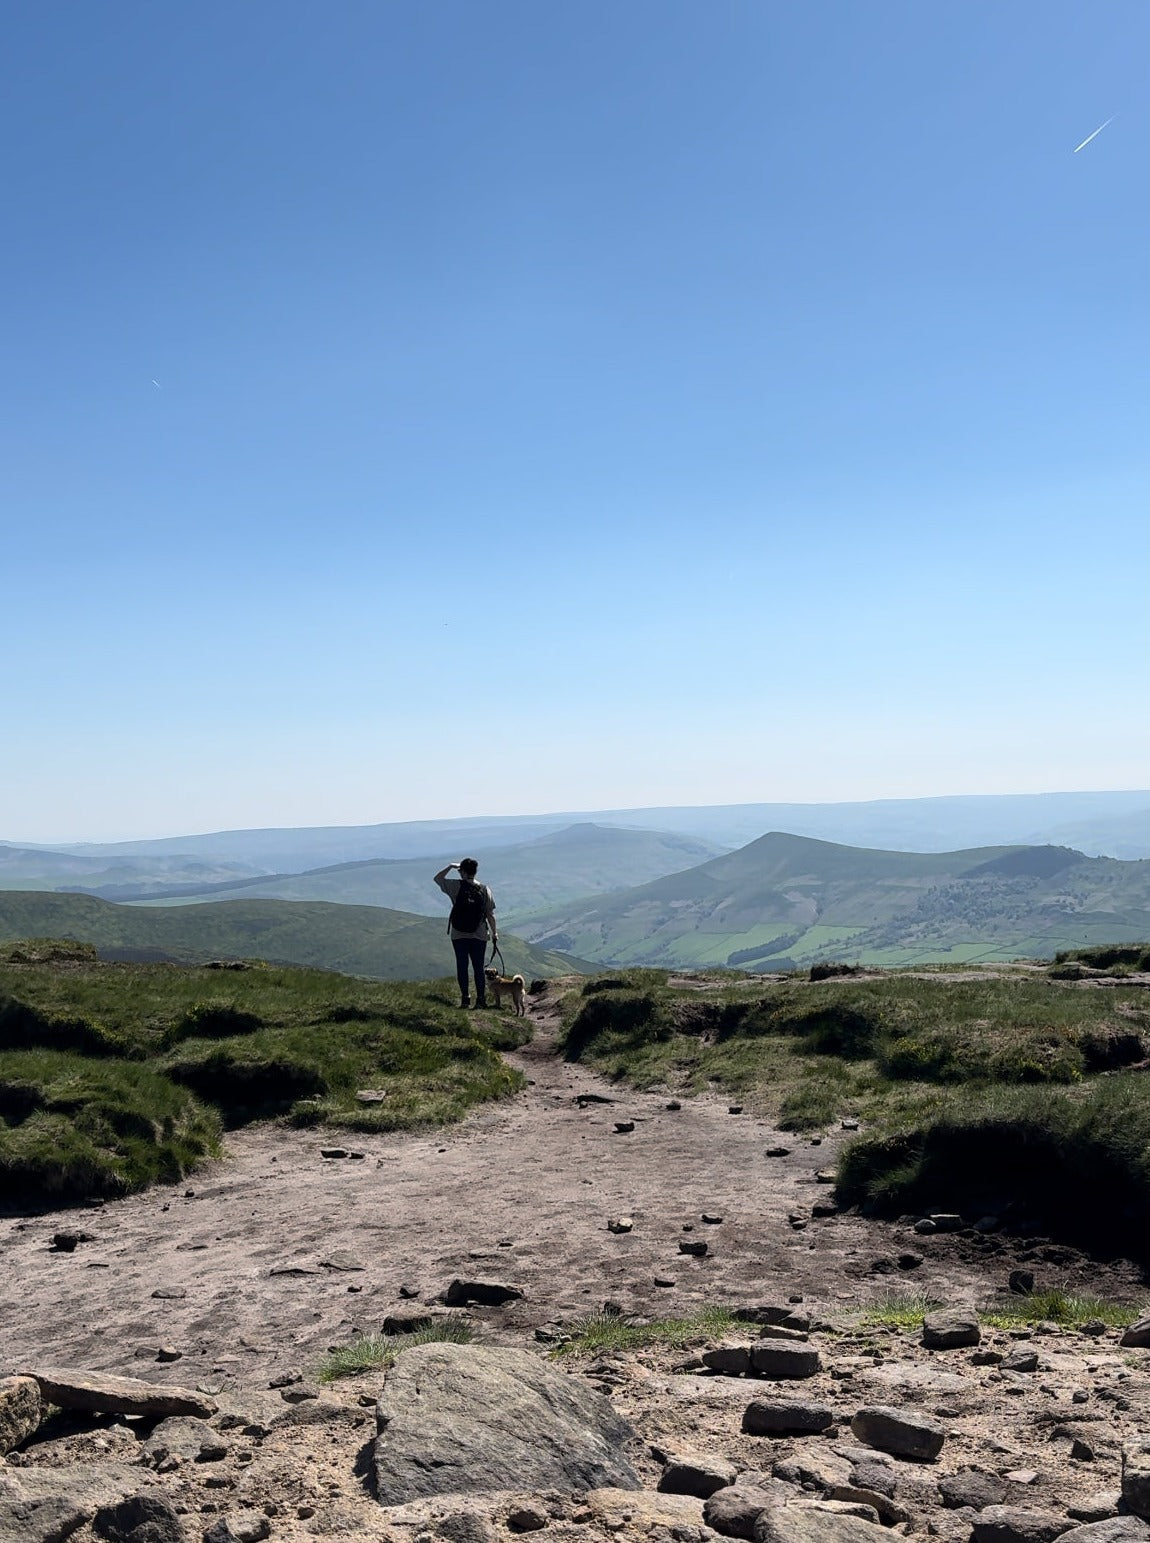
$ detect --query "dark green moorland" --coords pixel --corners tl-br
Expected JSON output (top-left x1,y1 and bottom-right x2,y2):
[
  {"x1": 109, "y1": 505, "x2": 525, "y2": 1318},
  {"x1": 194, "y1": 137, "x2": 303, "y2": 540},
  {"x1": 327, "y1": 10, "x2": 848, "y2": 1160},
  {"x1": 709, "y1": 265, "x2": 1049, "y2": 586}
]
[
  {"x1": 556, "y1": 955, "x2": 1150, "y2": 1261},
  {"x1": 0, "y1": 941, "x2": 529, "y2": 1209},
  {"x1": 0, "y1": 891, "x2": 576, "y2": 980}
]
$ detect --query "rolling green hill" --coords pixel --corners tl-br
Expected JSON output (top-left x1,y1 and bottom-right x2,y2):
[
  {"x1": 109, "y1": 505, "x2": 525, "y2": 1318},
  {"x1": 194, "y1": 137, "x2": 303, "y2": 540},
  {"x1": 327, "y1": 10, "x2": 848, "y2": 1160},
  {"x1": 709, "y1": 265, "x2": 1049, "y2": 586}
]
[
  {"x1": 514, "y1": 832, "x2": 1150, "y2": 969},
  {"x1": 0, "y1": 893, "x2": 579, "y2": 981},
  {"x1": 82, "y1": 823, "x2": 725, "y2": 918},
  {"x1": 0, "y1": 844, "x2": 262, "y2": 893}
]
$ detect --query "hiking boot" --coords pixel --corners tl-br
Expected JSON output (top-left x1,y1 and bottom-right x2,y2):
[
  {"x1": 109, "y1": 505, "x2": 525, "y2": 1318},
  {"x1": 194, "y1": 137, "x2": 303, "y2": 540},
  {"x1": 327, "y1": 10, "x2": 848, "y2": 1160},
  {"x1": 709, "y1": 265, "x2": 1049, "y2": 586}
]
[
  {"x1": 459, "y1": 997, "x2": 470, "y2": 1009},
  {"x1": 475, "y1": 999, "x2": 489, "y2": 1010}
]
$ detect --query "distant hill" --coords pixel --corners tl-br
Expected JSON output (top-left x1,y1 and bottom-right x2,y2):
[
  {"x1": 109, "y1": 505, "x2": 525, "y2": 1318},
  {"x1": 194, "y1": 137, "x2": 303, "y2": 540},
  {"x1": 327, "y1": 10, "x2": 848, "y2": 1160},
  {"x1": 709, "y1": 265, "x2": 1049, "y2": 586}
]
[
  {"x1": 16, "y1": 789, "x2": 1150, "y2": 869},
  {"x1": 0, "y1": 844, "x2": 263, "y2": 893},
  {"x1": 513, "y1": 832, "x2": 1150, "y2": 969},
  {"x1": 0, "y1": 893, "x2": 579, "y2": 981},
  {"x1": 99, "y1": 823, "x2": 723, "y2": 918}
]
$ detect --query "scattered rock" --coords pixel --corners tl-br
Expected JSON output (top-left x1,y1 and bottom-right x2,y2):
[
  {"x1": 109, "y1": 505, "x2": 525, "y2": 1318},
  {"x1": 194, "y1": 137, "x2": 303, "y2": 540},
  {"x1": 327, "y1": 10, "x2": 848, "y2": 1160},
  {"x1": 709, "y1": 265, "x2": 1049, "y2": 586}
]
[
  {"x1": 749, "y1": 1344, "x2": 821, "y2": 1380},
  {"x1": 766, "y1": 1146, "x2": 792, "y2": 1158},
  {"x1": 850, "y1": 1405, "x2": 946, "y2": 1461},
  {"x1": 1059, "y1": 1521, "x2": 1150, "y2": 1543},
  {"x1": 21, "y1": 1368, "x2": 216, "y2": 1420},
  {"x1": 970, "y1": 1507, "x2": 1071, "y2": 1543},
  {"x1": 742, "y1": 1399, "x2": 834, "y2": 1436},
  {"x1": 372, "y1": 1343, "x2": 640, "y2": 1503},
  {"x1": 703, "y1": 1484, "x2": 780, "y2": 1539},
  {"x1": 702, "y1": 1346, "x2": 753, "y2": 1376},
  {"x1": 443, "y1": 1280, "x2": 524, "y2": 1307},
  {"x1": 1123, "y1": 1439, "x2": 1150, "y2": 1521},
  {"x1": 507, "y1": 1503, "x2": 549, "y2": 1533},
  {"x1": 202, "y1": 1511, "x2": 271, "y2": 1543},
  {"x1": 679, "y1": 1239, "x2": 709, "y2": 1257},
  {"x1": 140, "y1": 1416, "x2": 229, "y2": 1467},
  {"x1": 702, "y1": 1213, "x2": 724, "y2": 1225},
  {"x1": 938, "y1": 1471, "x2": 1010, "y2": 1510},
  {"x1": 607, "y1": 1218, "x2": 633, "y2": 1234},
  {"x1": 150, "y1": 1288, "x2": 187, "y2": 1301},
  {"x1": 658, "y1": 1451, "x2": 737, "y2": 1498},
  {"x1": 320, "y1": 1250, "x2": 366, "y2": 1271},
  {"x1": 614, "y1": 1122, "x2": 635, "y2": 1134},
  {"x1": 0, "y1": 1376, "x2": 41, "y2": 1456},
  {"x1": 1120, "y1": 1319, "x2": 1150, "y2": 1349},
  {"x1": 1002, "y1": 1350, "x2": 1039, "y2": 1374},
  {"x1": 319, "y1": 1148, "x2": 349, "y2": 1159},
  {"x1": 155, "y1": 1347, "x2": 182, "y2": 1363},
  {"x1": 654, "y1": 1276, "x2": 676, "y2": 1288},
  {"x1": 729, "y1": 1105, "x2": 744, "y2": 1115},
  {"x1": 92, "y1": 1492, "x2": 186, "y2": 1543},
  {"x1": 897, "y1": 1253, "x2": 924, "y2": 1271},
  {"x1": 923, "y1": 1310, "x2": 981, "y2": 1350},
  {"x1": 754, "y1": 1502, "x2": 893, "y2": 1543},
  {"x1": 50, "y1": 1231, "x2": 97, "y2": 1252}
]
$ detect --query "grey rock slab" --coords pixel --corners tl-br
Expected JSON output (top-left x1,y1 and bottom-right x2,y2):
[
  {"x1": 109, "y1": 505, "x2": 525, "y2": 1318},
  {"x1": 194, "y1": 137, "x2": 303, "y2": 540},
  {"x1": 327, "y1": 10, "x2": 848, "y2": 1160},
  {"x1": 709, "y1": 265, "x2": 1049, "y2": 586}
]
[
  {"x1": 0, "y1": 1375, "x2": 42, "y2": 1455},
  {"x1": 92, "y1": 1493, "x2": 186, "y2": 1543},
  {"x1": 1067, "y1": 1498, "x2": 1123, "y2": 1525},
  {"x1": 754, "y1": 1502, "x2": 887, "y2": 1543},
  {"x1": 850, "y1": 1405, "x2": 945, "y2": 1461},
  {"x1": 587, "y1": 1488, "x2": 705, "y2": 1532},
  {"x1": 1119, "y1": 1319, "x2": 1150, "y2": 1349},
  {"x1": 1123, "y1": 1439, "x2": 1150, "y2": 1521},
  {"x1": 743, "y1": 1400, "x2": 834, "y2": 1436},
  {"x1": 922, "y1": 1310, "x2": 981, "y2": 1350},
  {"x1": 372, "y1": 1342, "x2": 639, "y2": 1504},
  {"x1": 0, "y1": 1473, "x2": 85, "y2": 1543},
  {"x1": 23, "y1": 1368, "x2": 216, "y2": 1420},
  {"x1": 704, "y1": 1485, "x2": 782, "y2": 1540},
  {"x1": 749, "y1": 1344, "x2": 821, "y2": 1379},
  {"x1": 773, "y1": 1451, "x2": 855, "y2": 1494},
  {"x1": 971, "y1": 1508, "x2": 1071, "y2": 1543},
  {"x1": 658, "y1": 1451, "x2": 737, "y2": 1498},
  {"x1": 826, "y1": 1487, "x2": 908, "y2": 1526}
]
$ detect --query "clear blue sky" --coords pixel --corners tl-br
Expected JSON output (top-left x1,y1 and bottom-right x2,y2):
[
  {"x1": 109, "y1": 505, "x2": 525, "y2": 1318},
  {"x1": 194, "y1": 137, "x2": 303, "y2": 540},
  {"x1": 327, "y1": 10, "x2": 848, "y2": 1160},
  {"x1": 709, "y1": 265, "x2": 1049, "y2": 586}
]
[{"x1": 4, "y1": 1, "x2": 1147, "y2": 840}]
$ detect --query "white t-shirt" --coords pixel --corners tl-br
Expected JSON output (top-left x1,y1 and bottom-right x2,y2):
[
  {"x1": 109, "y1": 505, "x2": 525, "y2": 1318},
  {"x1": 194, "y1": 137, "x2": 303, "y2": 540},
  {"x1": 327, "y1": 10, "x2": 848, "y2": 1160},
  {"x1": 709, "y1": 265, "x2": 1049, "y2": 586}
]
[{"x1": 434, "y1": 874, "x2": 496, "y2": 940}]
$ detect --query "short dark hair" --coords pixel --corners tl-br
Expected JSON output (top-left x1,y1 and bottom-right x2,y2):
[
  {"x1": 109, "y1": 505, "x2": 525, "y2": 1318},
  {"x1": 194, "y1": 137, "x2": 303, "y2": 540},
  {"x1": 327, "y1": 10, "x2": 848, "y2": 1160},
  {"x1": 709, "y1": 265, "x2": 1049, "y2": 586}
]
[{"x1": 459, "y1": 857, "x2": 478, "y2": 877}]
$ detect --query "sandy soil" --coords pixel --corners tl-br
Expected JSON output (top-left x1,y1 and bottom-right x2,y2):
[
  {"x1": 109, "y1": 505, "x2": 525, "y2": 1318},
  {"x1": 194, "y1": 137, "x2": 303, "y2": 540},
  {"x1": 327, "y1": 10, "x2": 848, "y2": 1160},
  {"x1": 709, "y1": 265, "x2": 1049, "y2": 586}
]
[{"x1": 1, "y1": 983, "x2": 1143, "y2": 1394}]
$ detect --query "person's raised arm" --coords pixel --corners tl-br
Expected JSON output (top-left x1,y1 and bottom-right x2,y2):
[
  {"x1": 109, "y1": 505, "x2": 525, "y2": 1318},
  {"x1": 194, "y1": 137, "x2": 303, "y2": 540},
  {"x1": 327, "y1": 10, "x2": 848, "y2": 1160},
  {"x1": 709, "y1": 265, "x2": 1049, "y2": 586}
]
[{"x1": 434, "y1": 862, "x2": 458, "y2": 894}]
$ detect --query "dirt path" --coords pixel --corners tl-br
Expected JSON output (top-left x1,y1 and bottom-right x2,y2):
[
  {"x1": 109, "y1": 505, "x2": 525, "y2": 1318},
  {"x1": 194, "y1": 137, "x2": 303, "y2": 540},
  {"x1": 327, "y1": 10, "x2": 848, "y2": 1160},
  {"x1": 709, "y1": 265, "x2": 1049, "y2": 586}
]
[{"x1": 1, "y1": 987, "x2": 1142, "y2": 1391}]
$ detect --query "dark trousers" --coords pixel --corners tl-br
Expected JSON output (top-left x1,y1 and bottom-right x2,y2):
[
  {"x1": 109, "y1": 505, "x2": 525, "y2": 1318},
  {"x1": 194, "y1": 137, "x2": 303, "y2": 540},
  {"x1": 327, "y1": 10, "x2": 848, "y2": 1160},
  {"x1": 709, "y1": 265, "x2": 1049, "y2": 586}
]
[{"x1": 452, "y1": 937, "x2": 487, "y2": 1003}]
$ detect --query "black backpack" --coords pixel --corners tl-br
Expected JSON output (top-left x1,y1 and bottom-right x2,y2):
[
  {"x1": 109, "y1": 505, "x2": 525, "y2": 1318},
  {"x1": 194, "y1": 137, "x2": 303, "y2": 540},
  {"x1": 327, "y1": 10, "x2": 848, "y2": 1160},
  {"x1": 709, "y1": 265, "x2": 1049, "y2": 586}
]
[{"x1": 448, "y1": 879, "x2": 487, "y2": 933}]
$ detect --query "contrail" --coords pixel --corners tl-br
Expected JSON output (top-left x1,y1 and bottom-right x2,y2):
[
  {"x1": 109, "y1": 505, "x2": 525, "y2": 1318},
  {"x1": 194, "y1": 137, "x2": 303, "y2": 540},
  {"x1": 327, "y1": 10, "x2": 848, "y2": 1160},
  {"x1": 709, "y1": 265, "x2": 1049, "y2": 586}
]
[{"x1": 1073, "y1": 115, "x2": 1114, "y2": 153}]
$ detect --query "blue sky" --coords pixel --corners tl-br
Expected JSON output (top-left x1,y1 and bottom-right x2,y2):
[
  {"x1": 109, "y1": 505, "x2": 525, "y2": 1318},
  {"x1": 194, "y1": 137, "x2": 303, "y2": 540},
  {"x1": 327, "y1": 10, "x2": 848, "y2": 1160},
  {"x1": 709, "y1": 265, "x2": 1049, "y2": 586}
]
[{"x1": 3, "y1": 1, "x2": 1147, "y2": 840}]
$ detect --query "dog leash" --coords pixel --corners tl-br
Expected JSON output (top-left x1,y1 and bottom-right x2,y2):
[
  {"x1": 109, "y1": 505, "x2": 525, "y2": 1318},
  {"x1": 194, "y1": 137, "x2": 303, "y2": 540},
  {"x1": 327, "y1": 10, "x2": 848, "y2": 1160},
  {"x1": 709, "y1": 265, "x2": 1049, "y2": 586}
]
[{"x1": 490, "y1": 941, "x2": 506, "y2": 974}]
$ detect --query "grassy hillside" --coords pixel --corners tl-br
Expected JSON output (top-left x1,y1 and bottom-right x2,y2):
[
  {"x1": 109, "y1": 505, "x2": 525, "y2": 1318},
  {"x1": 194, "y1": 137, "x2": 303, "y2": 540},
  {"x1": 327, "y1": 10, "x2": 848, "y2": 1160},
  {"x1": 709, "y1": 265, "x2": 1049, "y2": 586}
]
[
  {"x1": 0, "y1": 945, "x2": 528, "y2": 1206},
  {"x1": 557, "y1": 965, "x2": 1150, "y2": 1259},
  {"x1": 515, "y1": 832, "x2": 1150, "y2": 969},
  {"x1": 0, "y1": 893, "x2": 578, "y2": 980},
  {"x1": 105, "y1": 823, "x2": 724, "y2": 917}
]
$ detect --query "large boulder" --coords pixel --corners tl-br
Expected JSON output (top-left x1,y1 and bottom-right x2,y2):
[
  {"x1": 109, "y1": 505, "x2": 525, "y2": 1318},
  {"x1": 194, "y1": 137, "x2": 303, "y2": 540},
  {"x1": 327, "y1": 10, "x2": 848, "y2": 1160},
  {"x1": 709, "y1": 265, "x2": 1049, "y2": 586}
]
[
  {"x1": 373, "y1": 1343, "x2": 640, "y2": 1504},
  {"x1": 971, "y1": 1507, "x2": 1071, "y2": 1543},
  {"x1": 1119, "y1": 1319, "x2": 1150, "y2": 1349},
  {"x1": 0, "y1": 1466, "x2": 144, "y2": 1543}
]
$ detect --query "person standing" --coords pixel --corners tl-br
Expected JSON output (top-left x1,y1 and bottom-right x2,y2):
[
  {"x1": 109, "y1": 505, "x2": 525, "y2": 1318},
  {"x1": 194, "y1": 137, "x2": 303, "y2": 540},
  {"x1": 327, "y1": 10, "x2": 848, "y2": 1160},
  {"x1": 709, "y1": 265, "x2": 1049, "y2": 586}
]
[{"x1": 433, "y1": 857, "x2": 498, "y2": 1008}]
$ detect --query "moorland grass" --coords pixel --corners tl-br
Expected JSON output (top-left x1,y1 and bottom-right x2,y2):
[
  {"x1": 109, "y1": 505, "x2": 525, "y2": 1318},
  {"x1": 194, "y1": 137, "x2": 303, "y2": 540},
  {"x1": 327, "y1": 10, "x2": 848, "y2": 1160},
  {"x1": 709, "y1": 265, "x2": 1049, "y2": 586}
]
[
  {"x1": 557, "y1": 966, "x2": 1150, "y2": 1260},
  {"x1": 0, "y1": 951, "x2": 530, "y2": 1206},
  {"x1": 317, "y1": 1315, "x2": 475, "y2": 1381},
  {"x1": 555, "y1": 1304, "x2": 738, "y2": 1356}
]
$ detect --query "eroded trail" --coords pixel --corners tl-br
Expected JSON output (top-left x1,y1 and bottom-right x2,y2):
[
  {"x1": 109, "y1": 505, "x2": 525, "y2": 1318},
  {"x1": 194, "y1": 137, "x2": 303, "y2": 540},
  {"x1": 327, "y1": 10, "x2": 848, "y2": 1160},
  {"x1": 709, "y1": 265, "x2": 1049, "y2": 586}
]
[{"x1": 0, "y1": 986, "x2": 1139, "y2": 1388}]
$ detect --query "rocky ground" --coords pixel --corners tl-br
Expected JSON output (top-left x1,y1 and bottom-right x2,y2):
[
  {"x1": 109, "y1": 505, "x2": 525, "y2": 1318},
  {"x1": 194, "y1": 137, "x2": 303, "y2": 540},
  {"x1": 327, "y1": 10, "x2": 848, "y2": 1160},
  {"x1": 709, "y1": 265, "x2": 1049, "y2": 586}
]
[{"x1": 2, "y1": 981, "x2": 1149, "y2": 1543}]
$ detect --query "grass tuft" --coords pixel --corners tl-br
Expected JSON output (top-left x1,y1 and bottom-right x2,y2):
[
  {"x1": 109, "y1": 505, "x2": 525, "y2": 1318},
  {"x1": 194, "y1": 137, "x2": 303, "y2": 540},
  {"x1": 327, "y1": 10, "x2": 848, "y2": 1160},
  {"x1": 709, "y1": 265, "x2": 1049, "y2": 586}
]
[
  {"x1": 317, "y1": 1315, "x2": 474, "y2": 1381},
  {"x1": 980, "y1": 1291, "x2": 1146, "y2": 1330},
  {"x1": 555, "y1": 1304, "x2": 737, "y2": 1356},
  {"x1": 856, "y1": 1289, "x2": 944, "y2": 1329}
]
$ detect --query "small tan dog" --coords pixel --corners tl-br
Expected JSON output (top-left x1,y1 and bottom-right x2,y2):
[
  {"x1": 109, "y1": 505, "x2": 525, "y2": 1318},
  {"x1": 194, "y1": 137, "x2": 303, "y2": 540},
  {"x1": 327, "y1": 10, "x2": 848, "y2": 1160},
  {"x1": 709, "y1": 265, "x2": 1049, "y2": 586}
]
[{"x1": 484, "y1": 967, "x2": 527, "y2": 1015}]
